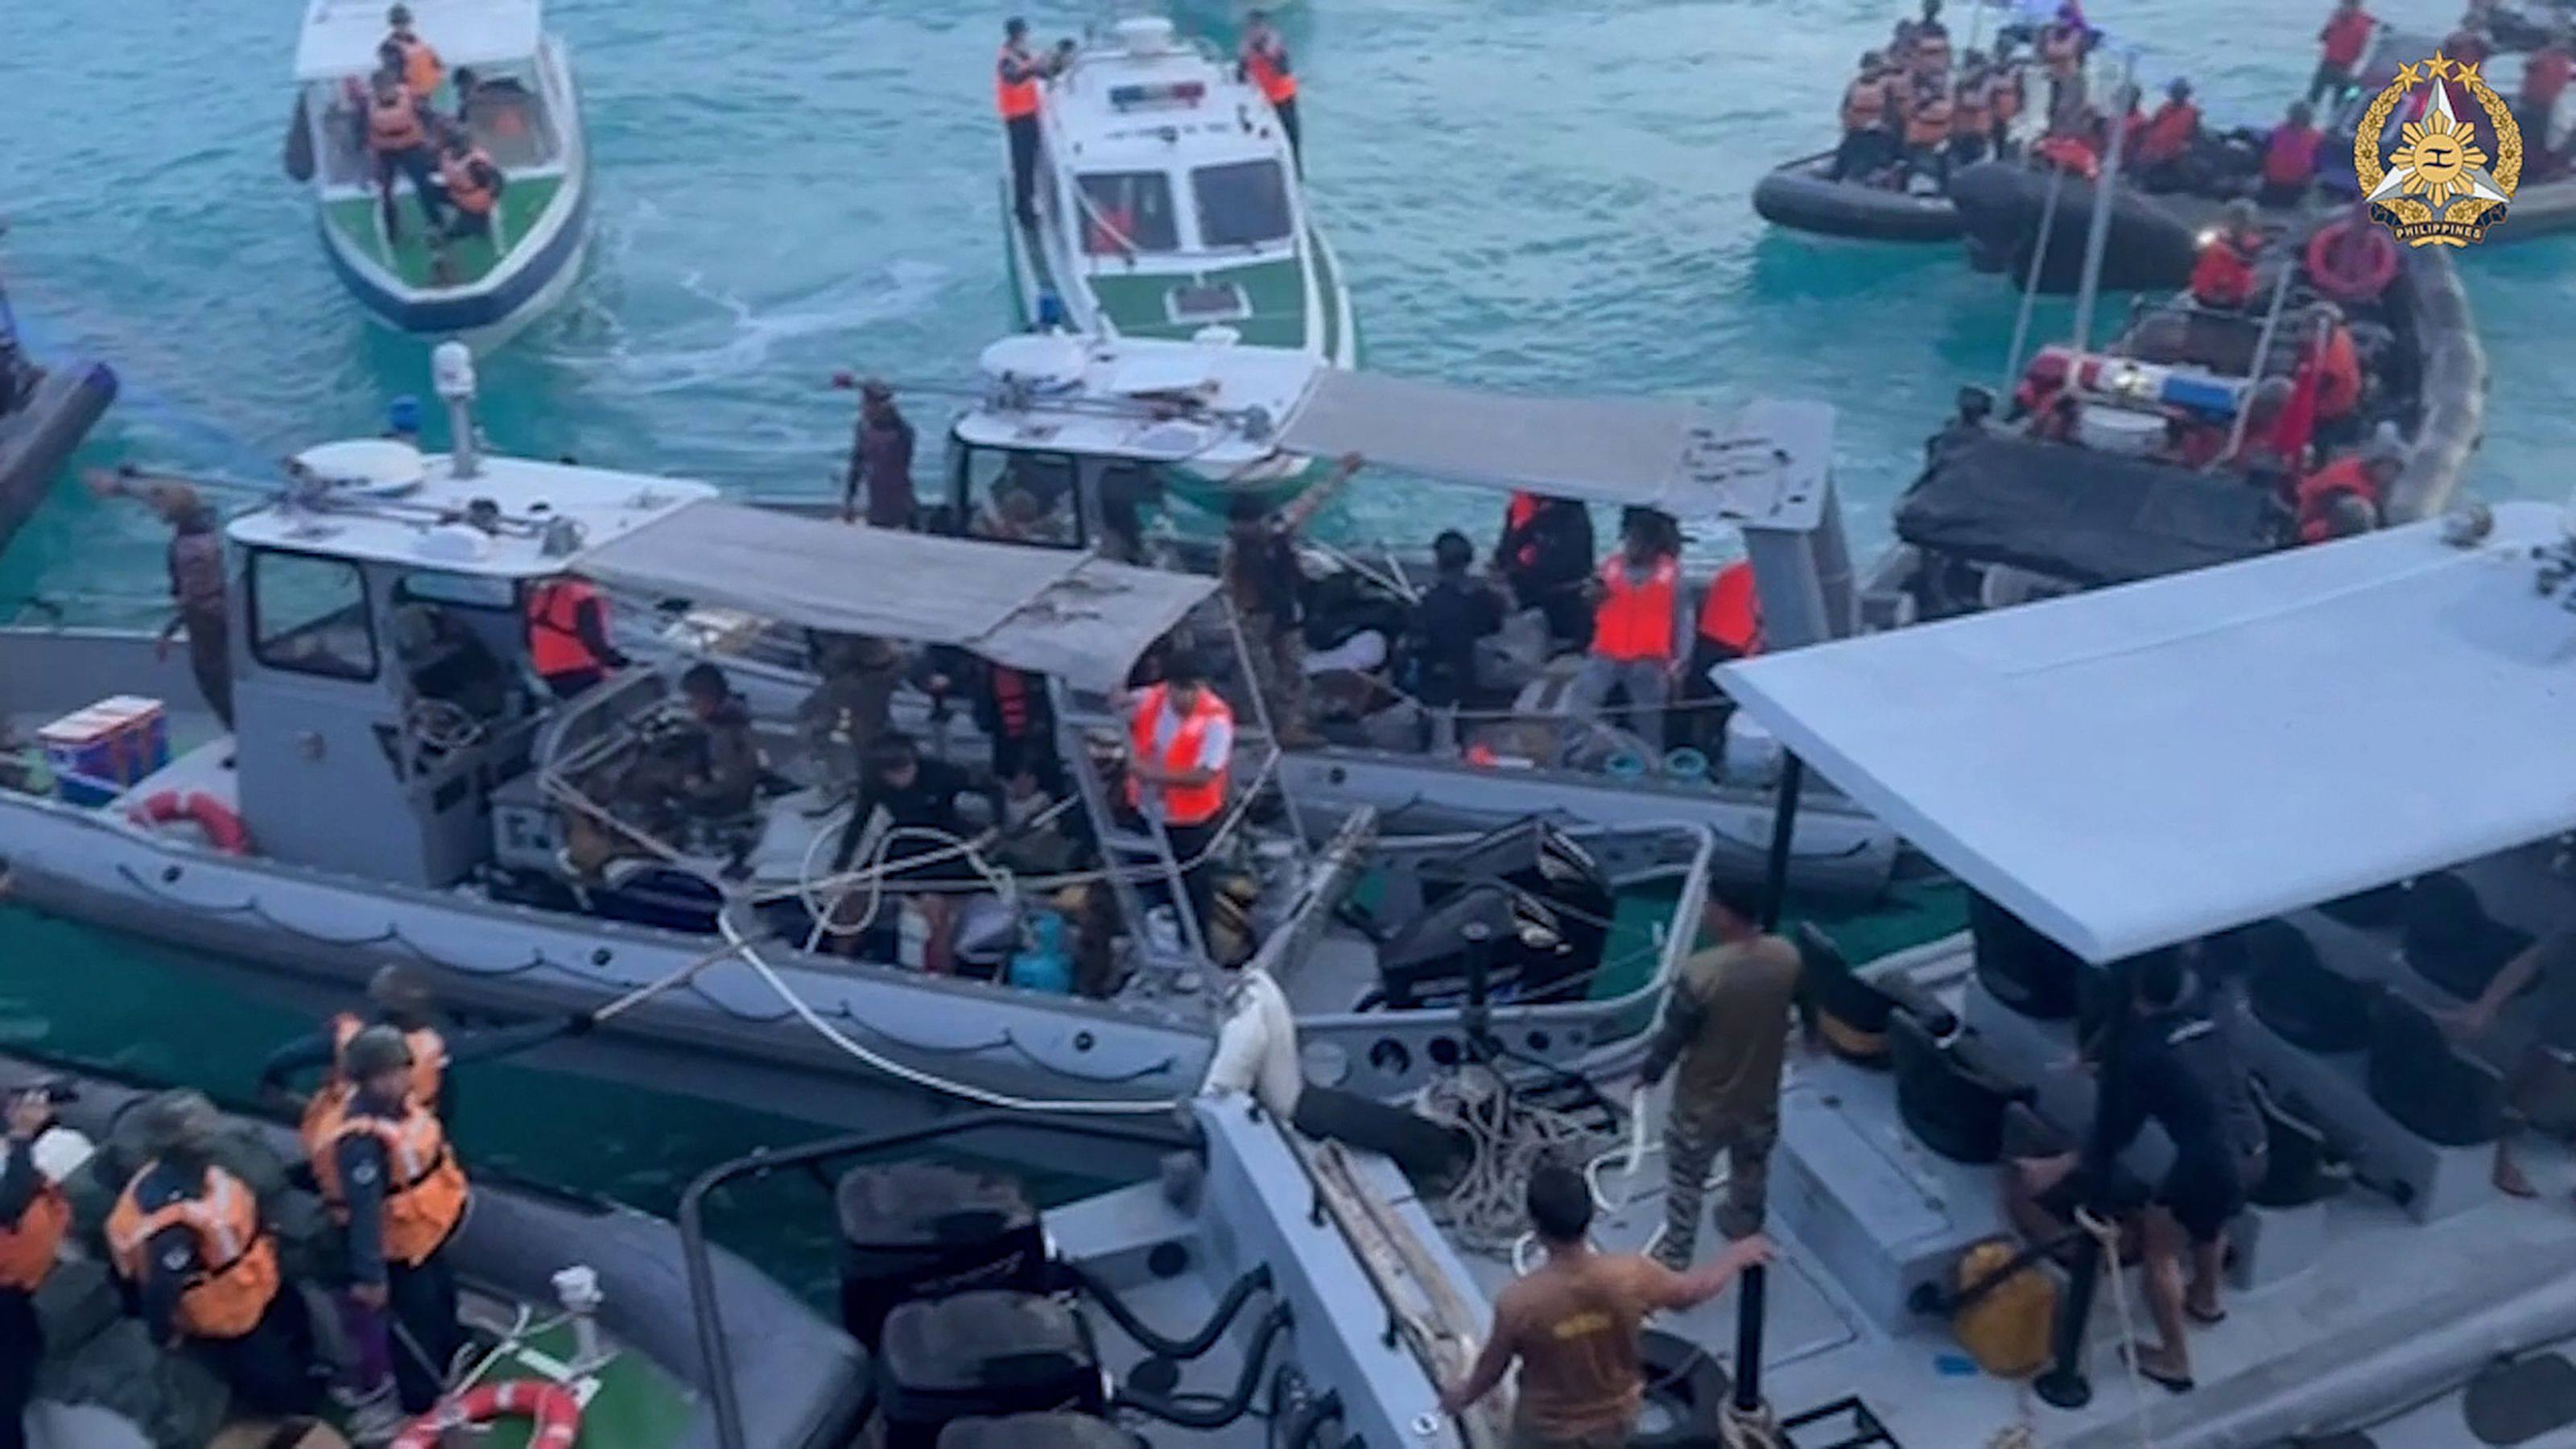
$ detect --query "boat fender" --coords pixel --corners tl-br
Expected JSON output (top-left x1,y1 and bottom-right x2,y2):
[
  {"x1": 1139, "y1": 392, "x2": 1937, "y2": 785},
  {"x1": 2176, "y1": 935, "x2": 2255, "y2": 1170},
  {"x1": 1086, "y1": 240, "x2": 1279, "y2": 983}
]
[
  {"x1": 127, "y1": 791, "x2": 250, "y2": 855},
  {"x1": 391, "y1": 1380, "x2": 583, "y2": 1449},
  {"x1": 283, "y1": 93, "x2": 316, "y2": 183},
  {"x1": 1947, "y1": 1237, "x2": 2058, "y2": 1378},
  {"x1": 1202, "y1": 967, "x2": 1302, "y2": 1118}
]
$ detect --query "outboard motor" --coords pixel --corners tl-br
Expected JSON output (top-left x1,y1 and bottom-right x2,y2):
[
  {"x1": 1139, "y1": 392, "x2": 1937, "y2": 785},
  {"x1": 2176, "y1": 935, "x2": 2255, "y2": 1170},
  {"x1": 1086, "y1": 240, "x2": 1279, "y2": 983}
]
[
  {"x1": 877, "y1": 1290, "x2": 1105, "y2": 1449},
  {"x1": 1377, "y1": 819, "x2": 1613, "y2": 1009},
  {"x1": 836, "y1": 1162, "x2": 1047, "y2": 1350}
]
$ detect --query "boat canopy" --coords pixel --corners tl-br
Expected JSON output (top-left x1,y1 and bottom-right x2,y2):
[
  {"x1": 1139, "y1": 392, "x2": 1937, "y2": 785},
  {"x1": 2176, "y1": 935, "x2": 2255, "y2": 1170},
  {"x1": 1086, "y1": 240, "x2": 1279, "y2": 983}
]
[
  {"x1": 1274, "y1": 372, "x2": 1836, "y2": 525},
  {"x1": 1716, "y1": 503, "x2": 2576, "y2": 964},
  {"x1": 1895, "y1": 432, "x2": 2280, "y2": 586},
  {"x1": 295, "y1": 0, "x2": 543, "y2": 81},
  {"x1": 574, "y1": 501, "x2": 1215, "y2": 692}
]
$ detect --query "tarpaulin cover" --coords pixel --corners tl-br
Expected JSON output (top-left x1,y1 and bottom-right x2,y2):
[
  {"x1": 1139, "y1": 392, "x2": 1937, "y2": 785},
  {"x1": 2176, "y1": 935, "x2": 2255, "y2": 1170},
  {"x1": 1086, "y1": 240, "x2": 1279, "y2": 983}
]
[{"x1": 1894, "y1": 432, "x2": 2280, "y2": 586}]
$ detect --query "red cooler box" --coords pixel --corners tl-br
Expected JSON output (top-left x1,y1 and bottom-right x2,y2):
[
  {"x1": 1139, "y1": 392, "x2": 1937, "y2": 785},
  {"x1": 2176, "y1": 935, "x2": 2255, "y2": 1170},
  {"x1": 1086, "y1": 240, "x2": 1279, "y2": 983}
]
[{"x1": 39, "y1": 696, "x2": 171, "y2": 807}]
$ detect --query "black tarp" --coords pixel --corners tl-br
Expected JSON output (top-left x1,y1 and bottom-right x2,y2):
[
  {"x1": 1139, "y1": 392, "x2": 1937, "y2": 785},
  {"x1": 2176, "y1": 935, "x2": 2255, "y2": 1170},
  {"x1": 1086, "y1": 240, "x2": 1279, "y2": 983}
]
[{"x1": 1894, "y1": 431, "x2": 2281, "y2": 587}]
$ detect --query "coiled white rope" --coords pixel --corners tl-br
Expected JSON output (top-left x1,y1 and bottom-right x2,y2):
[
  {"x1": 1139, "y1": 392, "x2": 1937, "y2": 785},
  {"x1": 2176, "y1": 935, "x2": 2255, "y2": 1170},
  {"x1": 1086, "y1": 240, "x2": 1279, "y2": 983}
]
[{"x1": 1418, "y1": 1069, "x2": 1619, "y2": 1258}]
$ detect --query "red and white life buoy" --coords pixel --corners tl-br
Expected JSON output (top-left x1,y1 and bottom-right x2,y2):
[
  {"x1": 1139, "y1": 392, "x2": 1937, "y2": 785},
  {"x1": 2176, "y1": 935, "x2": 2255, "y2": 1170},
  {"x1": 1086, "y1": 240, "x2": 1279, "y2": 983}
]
[
  {"x1": 390, "y1": 1379, "x2": 583, "y2": 1449},
  {"x1": 126, "y1": 790, "x2": 250, "y2": 855}
]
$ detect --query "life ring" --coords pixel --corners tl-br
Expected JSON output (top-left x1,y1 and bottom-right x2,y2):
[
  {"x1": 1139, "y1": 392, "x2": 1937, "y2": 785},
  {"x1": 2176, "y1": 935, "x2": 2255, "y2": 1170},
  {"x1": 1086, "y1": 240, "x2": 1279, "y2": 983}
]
[
  {"x1": 126, "y1": 791, "x2": 250, "y2": 855},
  {"x1": 2304, "y1": 220, "x2": 2398, "y2": 304},
  {"x1": 391, "y1": 1379, "x2": 583, "y2": 1449}
]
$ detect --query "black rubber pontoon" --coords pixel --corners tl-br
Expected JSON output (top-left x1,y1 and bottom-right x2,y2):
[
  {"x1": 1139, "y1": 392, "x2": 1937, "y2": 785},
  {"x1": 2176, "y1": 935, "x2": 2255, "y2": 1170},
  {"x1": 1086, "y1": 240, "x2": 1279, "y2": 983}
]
[
  {"x1": 1752, "y1": 150, "x2": 1965, "y2": 242},
  {"x1": 0, "y1": 356, "x2": 116, "y2": 559}
]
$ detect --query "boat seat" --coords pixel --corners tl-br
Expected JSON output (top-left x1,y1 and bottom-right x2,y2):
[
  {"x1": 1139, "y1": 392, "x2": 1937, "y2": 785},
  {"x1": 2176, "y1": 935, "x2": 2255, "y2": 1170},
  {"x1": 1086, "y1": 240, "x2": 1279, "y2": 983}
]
[
  {"x1": 1967, "y1": 892, "x2": 2083, "y2": 1022},
  {"x1": 1890, "y1": 1013, "x2": 2032, "y2": 1166},
  {"x1": 2242, "y1": 919, "x2": 2376, "y2": 1055},
  {"x1": 2366, "y1": 991, "x2": 2508, "y2": 1147},
  {"x1": 2401, "y1": 870, "x2": 2533, "y2": 1002},
  {"x1": 2246, "y1": 1078, "x2": 2337, "y2": 1209}
]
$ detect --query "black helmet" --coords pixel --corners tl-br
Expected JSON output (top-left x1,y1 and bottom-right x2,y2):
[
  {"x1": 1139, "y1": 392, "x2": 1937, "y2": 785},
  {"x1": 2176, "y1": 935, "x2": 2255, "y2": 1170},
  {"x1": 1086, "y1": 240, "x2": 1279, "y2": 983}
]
[
  {"x1": 343, "y1": 1024, "x2": 415, "y2": 1082},
  {"x1": 137, "y1": 1089, "x2": 221, "y2": 1160}
]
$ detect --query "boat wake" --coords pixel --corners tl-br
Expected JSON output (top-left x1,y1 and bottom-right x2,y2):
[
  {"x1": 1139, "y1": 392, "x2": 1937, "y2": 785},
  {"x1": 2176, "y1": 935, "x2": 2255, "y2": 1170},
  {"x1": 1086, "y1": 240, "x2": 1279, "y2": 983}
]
[{"x1": 576, "y1": 261, "x2": 948, "y2": 397}]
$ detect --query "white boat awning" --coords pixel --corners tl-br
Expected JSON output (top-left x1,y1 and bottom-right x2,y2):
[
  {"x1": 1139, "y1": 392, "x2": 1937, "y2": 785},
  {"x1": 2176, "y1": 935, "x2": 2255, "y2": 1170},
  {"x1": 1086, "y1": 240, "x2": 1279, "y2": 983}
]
[
  {"x1": 296, "y1": 0, "x2": 543, "y2": 80},
  {"x1": 574, "y1": 502, "x2": 1212, "y2": 693},
  {"x1": 1718, "y1": 504, "x2": 2576, "y2": 964},
  {"x1": 1273, "y1": 371, "x2": 1835, "y2": 526}
]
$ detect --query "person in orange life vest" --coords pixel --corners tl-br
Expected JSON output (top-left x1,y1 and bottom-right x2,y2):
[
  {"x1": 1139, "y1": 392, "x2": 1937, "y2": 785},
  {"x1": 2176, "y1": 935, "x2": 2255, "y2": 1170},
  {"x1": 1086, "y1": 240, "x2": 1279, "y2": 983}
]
[
  {"x1": 998, "y1": 18, "x2": 1066, "y2": 229},
  {"x1": 106, "y1": 1092, "x2": 321, "y2": 1418},
  {"x1": 319, "y1": 1027, "x2": 470, "y2": 1416},
  {"x1": 524, "y1": 572, "x2": 630, "y2": 700},
  {"x1": 1, "y1": 1088, "x2": 84, "y2": 1449},
  {"x1": 1575, "y1": 509, "x2": 1688, "y2": 757},
  {"x1": 2305, "y1": 200, "x2": 2400, "y2": 307},
  {"x1": 2310, "y1": 0, "x2": 2376, "y2": 105},
  {"x1": 2032, "y1": 122, "x2": 2100, "y2": 179},
  {"x1": 257, "y1": 964, "x2": 585, "y2": 1146},
  {"x1": 2189, "y1": 200, "x2": 2261, "y2": 310},
  {"x1": 2135, "y1": 78, "x2": 2200, "y2": 189},
  {"x1": 1241, "y1": 10, "x2": 1302, "y2": 169},
  {"x1": 435, "y1": 128, "x2": 506, "y2": 242},
  {"x1": 383, "y1": 3, "x2": 444, "y2": 101},
  {"x1": 2293, "y1": 437, "x2": 2404, "y2": 544},
  {"x1": 2255, "y1": 100, "x2": 2326, "y2": 208},
  {"x1": 366, "y1": 64, "x2": 445, "y2": 242},
  {"x1": 2303, "y1": 300, "x2": 2365, "y2": 445},
  {"x1": 1125, "y1": 650, "x2": 1236, "y2": 940},
  {"x1": 1831, "y1": 52, "x2": 1905, "y2": 182},
  {"x1": 1496, "y1": 492, "x2": 1599, "y2": 650},
  {"x1": 1902, "y1": 72, "x2": 1957, "y2": 185}
]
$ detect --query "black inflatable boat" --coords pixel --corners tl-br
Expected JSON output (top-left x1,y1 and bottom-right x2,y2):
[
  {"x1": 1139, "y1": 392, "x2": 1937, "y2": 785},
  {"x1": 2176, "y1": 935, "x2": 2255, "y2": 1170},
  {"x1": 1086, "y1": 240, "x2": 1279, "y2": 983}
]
[
  {"x1": 1, "y1": 1051, "x2": 869, "y2": 1449},
  {"x1": 1752, "y1": 149, "x2": 1966, "y2": 242},
  {"x1": 0, "y1": 347, "x2": 115, "y2": 560}
]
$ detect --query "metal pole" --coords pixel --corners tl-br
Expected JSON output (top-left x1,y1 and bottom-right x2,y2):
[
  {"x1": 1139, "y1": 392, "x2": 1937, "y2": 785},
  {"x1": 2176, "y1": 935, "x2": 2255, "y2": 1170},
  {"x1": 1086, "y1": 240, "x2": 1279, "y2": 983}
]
[
  {"x1": 2214, "y1": 262, "x2": 2304, "y2": 470},
  {"x1": 2067, "y1": 50, "x2": 2139, "y2": 355},
  {"x1": 1732, "y1": 1261, "x2": 1770, "y2": 1414},
  {"x1": 1998, "y1": 166, "x2": 2067, "y2": 398}
]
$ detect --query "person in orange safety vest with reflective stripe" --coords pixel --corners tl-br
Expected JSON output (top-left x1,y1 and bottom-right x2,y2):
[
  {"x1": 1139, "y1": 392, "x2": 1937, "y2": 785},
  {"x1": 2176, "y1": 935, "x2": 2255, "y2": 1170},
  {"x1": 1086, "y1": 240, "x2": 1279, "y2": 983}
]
[
  {"x1": 1241, "y1": 10, "x2": 1303, "y2": 167},
  {"x1": 105, "y1": 1091, "x2": 318, "y2": 1417},
  {"x1": 436, "y1": 130, "x2": 506, "y2": 243},
  {"x1": 316, "y1": 1027, "x2": 469, "y2": 1415},
  {"x1": 1125, "y1": 654, "x2": 1236, "y2": 945},
  {"x1": 1578, "y1": 510, "x2": 1685, "y2": 756},
  {"x1": 526, "y1": 572, "x2": 630, "y2": 700}
]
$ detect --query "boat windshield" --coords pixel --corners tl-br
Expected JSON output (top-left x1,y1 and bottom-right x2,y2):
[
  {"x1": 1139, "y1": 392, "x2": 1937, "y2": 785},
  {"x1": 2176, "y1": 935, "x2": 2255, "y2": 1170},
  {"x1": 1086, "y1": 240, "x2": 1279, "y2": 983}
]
[
  {"x1": 1191, "y1": 160, "x2": 1293, "y2": 248},
  {"x1": 1076, "y1": 171, "x2": 1181, "y2": 254}
]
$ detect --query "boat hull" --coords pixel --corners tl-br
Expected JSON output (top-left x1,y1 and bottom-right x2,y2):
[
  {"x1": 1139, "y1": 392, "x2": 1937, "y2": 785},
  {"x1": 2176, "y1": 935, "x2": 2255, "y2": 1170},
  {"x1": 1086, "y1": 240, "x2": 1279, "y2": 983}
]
[
  {"x1": 318, "y1": 163, "x2": 592, "y2": 342},
  {"x1": 1753, "y1": 151, "x2": 1963, "y2": 243},
  {"x1": 0, "y1": 359, "x2": 116, "y2": 559}
]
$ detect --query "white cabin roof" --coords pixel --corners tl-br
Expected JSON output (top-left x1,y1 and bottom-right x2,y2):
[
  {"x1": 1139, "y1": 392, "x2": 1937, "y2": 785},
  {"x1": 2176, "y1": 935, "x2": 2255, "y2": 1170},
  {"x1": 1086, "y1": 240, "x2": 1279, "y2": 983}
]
[
  {"x1": 295, "y1": 0, "x2": 543, "y2": 81},
  {"x1": 1042, "y1": 19, "x2": 1282, "y2": 171},
  {"x1": 1717, "y1": 503, "x2": 2576, "y2": 964},
  {"x1": 958, "y1": 332, "x2": 1319, "y2": 477},
  {"x1": 226, "y1": 442, "x2": 714, "y2": 579}
]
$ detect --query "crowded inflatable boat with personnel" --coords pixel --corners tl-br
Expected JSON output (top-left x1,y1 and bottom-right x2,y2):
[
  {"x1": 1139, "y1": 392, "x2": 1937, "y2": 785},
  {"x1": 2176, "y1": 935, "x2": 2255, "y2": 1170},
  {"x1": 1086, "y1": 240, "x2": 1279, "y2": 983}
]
[
  {"x1": 1951, "y1": 10, "x2": 2576, "y2": 291},
  {"x1": 0, "y1": 345, "x2": 1764, "y2": 1180},
  {"x1": 0, "y1": 1049, "x2": 864, "y2": 1449}
]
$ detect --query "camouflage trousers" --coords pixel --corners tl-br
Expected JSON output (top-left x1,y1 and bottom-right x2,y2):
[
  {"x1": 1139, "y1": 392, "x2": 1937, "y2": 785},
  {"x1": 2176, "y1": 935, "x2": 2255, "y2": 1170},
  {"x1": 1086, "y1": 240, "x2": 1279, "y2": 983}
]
[
  {"x1": 1241, "y1": 613, "x2": 1312, "y2": 741},
  {"x1": 1661, "y1": 1099, "x2": 1778, "y2": 1268}
]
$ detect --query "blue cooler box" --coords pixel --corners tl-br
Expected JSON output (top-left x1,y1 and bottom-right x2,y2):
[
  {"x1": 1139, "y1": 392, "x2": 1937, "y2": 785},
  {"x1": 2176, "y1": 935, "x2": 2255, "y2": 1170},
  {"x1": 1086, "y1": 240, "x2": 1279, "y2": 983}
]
[{"x1": 39, "y1": 696, "x2": 171, "y2": 807}]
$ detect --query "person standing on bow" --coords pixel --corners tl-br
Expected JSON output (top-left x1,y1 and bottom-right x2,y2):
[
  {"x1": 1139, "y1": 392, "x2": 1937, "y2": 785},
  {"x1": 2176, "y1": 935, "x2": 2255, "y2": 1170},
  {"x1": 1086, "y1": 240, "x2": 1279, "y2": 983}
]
[
  {"x1": 998, "y1": 19, "x2": 1065, "y2": 229},
  {"x1": 2310, "y1": 0, "x2": 2376, "y2": 105},
  {"x1": 842, "y1": 379, "x2": 919, "y2": 530},
  {"x1": 1241, "y1": 10, "x2": 1302, "y2": 168},
  {"x1": 87, "y1": 472, "x2": 236, "y2": 731},
  {"x1": 1640, "y1": 881, "x2": 1805, "y2": 1270}
]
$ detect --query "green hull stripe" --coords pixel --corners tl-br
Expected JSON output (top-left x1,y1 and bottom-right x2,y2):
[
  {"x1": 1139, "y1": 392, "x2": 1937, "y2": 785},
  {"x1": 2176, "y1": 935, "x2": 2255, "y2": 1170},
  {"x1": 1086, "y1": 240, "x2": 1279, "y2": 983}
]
[{"x1": 324, "y1": 173, "x2": 566, "y2": 289}]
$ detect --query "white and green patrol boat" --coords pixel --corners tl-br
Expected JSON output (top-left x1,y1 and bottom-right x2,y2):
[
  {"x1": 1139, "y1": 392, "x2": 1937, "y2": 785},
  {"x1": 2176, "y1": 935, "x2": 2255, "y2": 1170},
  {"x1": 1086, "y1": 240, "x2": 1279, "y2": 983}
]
[
  {"x1": 1002, "y1": 13, "x2": 1357, "y2": 378},
  {"x1": 286, "y1": 0, "x2": 591, "y2": 344}
]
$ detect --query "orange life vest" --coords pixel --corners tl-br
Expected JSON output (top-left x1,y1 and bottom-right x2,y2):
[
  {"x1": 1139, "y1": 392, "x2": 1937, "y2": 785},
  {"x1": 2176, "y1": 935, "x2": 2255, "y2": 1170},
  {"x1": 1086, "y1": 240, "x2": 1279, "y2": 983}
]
[
  {"x1": 996, "y1": 43, "x2": 1042, "y2": 120},
  {"x1": 391, "y1": 34, "x2": 444, "y2": 98},
  {"x1": 0, "y1": 1179, "x2": 68, "y2": 1292},
  {"x1": 299, "y1": 1015, "x2": 447, "y2": 1162},
  {"x1": 440, "y1": 147, "x2": 498, "y2": 216},
  {"x1": 1244, "y1": 37, "x2": 1297, "y2": 105},
  {"x1": 2262, "y1": 123, "x2": 2324, "y2": 186},
  {"x1": 1696, "y1": 562, "x2": 1762, "y2": 657},
  {"x1": 105, "y1": 1164, "x2": 281, "y2": 1340},
  {"x1": 1592, "y1": 555, "x2": 1680, "y2": 664},
  {"x1": 1905, "y1": 86, "x2": 1955, "y2": 147},
  {"x1": 2034, "y1": 132, "x2": 2099, "y2": 177},
  {"x1": 2190, "y1": 232, "x2": 2257, "y2": 308},
  {"x1": 369, "y1": 87, "x2": 425, "y2": 152},
  {"x1": 314, "y1": 1101, "x2": 469, "y2": 1269},
  {"x1": 2137, "y1": 101, "x2": 2198, "y2": 163},
  {"x1": 2319, "y1": 9, "x2": 2373, "y2": 69},
  {"x1": 526, "y1": 577, "x2": 609, "y2": 680},
  {"x1": 2294, "y1": 455, "x2": 2380, "y2": 542},
  {"x1": 1124, "y1": 683, "x2": 1232, "y2": 828},
  {"x1": 2314, "y1": 325, "x2": 2362, "y2": 419},
  {"x1": 1843, "y1": 75, "x2": 1891, "y2": 132}
]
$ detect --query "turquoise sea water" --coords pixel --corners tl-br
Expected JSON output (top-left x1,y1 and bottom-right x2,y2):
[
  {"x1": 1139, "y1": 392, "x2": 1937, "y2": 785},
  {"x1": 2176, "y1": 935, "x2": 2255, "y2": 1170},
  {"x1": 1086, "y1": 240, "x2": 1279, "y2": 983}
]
[{"x1": 2, "y1": 0, "x2": 2571, "y2": 1284}]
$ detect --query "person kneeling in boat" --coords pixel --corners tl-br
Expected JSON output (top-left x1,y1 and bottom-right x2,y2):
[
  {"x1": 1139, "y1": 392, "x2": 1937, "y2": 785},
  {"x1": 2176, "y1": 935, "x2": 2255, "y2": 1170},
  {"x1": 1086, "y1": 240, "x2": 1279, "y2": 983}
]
[
  {"x1": 1831, "y1": 51, "x2": 1905, "y2": 184},
  {"x1": 365, "y1": 64, "x2": 445, "y2": 243},
  {"x1": 2133, "y1": 78, "x2": 2201, "y2": 192},
  {"x1": 2187, "y1": 201, "x2": 2263, "y2": 312},
  {"x1": 434, "y1": 128, "x2": 506, "y2": 246},
  {"x1": 1575, "y1": 509, "x2": 1686, "y2": 758},
  {"x1": 1439, "y1": 1164, "x2": 1770, "y2": 1446},
  {"x1": 315, "y1": 1027, "x2": 470, "y2": 1423},
  {"x1": 2256, "y1": 101, "x2": 2326, "y2": 210},
  {"x1": 106, "y1": 1092, "x2": 324, "y2": 1421},
  {"x1": 2291, "y1": 436, "x2": 2404, "y2": 544}
]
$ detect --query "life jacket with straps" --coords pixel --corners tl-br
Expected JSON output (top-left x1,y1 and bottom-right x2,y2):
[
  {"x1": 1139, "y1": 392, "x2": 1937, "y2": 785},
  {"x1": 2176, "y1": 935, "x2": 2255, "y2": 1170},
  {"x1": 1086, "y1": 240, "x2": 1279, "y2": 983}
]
[
  {"x1": 315, "y1": 1100, "x2": 469, "y2": 1269},
  {"x1": 298, "y1": 1015, "x2": 447, "y2": 1163},
  {"x1": 2138, "y1": 101, "x2": 2199, "y2": 163},
  {"x1": 2314, "y1": 324, "x2": 2362, "y2": 419},
  {"x1": 1592, "y1": 555, "x2": 1680, "y2": 663},
  {"x1": 1503, "y1": 492, "x2": 1544, "y2": 569},
  {"x1": 390, "y1": 34, "x2": 444, "y2": 98},
  {"x1": 1905, "y1": 85, "x2": 1955, "y2": 147},
  {"x1": 369, "y1": 86, "x2": 426, "y2": 152},
  {"x1": 1696, "y1": 561, "x2": 1762, "y2": 658},
  {"x1": 2262, "y1": 123, "x2": 2323, "y2": 186},
  {"x1": 2319, "y1": 9, "x2": 2374, "y2": 70},
  {"x1": 996, "y1": 43, "x2": 1042, "y2": 120},
  {"x1": 0, "y1": 1176, "x2": 68, "y2": 1293},
  {"x1": 105, "y1": 1164, "x2": 280, "y2": 1340},
  {"x1": 1243, "y1": 35, "x2": 1297, "y2": 105},
  {"x1": 526, "y1": 577, "x2": 609, "y2": 680},
  {"x1": 2033, "y1": 132, "x2": 2099, "y2": 178},
  {"x1": 1125, "y1": 683, "x2": 1232, "y2": 827},
  {"x1": 2189, "y1": 231, "x2": 2257, "y2": 308},
  {"x1": 2294, "y1": 455, "x2": 2382, "y2": 542},
  {"x1": 440, "y1": 147, "x2": 500, "y2": 216}
]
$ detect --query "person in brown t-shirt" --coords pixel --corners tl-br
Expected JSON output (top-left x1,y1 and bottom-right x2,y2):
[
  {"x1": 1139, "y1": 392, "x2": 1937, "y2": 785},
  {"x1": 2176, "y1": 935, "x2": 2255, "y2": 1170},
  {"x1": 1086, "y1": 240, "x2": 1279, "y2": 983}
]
[
  {"x1": 1641, "y1": 879, "x2": 1805, "y2": 1269},
  {"x1": 1441, "y1": 1164, "x2": 1770, "y2": 1448}
]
